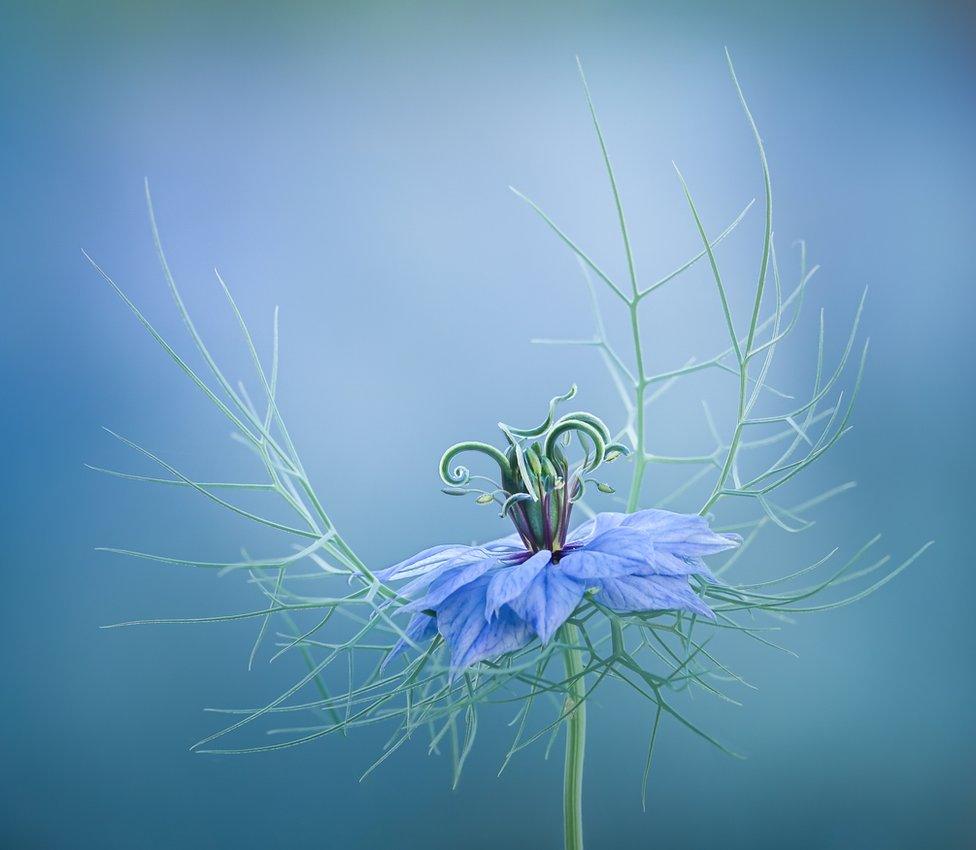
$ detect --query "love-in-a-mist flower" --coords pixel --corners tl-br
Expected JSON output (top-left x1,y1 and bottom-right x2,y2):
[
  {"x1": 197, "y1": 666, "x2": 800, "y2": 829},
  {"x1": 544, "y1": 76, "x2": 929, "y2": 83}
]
[{"x1": 380, "y1": 389, "x2": 740, "y2": 675}]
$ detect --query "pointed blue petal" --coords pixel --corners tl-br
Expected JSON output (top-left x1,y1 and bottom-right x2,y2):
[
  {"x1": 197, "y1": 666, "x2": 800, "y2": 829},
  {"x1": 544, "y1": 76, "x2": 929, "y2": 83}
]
[
  {"x1": 593, "y1": 573, "x2": 714, "y2": 618},
  {"x1": 377, "y1": 544, "x2": 477, "y2": 581},
  {"x1": 561, "y1": 527, "x2": 721, "y2": 583},
  {"x1": 403, "y1": 555, "x2": 499, "y2": 612},
  {"x1": 566, "y1": 511, "x2": 626, "y2": 544},
  {"x1": 643, "y1": 549, "x2": 718, "y2": 583},
  {"x1": 434, "y1": 577, "x2": 534, "y2": 676},
  {"x1": 450, "y1": 605, "x2": 535, "y2": 675},
  {"x1": 485, "y1": 550, "x2": 551, "y2": 619},
  {"x1": 559, "y1": 527, "x2": 655, "y2": 579},
  {"x1": 621, "y1": 509, "x2": 741, "y2": 556},
  {"x1": 434, "y1": 579, "x2": 490, "y2": 667},
  {"x1": 506, "y1": 566, "x2": 585, "y2": 644},
  {"x1": 395, "y1": 549, "x2": 492, "y2": 599},
  {"x1": 383, "y1": 612, "x2": 438, "y2": 667}
]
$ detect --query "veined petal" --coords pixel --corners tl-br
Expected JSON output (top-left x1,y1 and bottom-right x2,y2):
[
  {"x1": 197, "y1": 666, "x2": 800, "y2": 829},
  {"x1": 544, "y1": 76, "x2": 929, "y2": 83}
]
[
  {"x1": 566, "y1": 512, "x2": 626, "y2": 544},
  {"x1": 395, "y1": 549, "x2": 489, "y2": 599},
  {"x1": 559, "y1": 527, "x2": 655, "y2": 579},
  {"x1": 435, "y1": 577, "x2": 534, "y2": 677},
  {"x1": 403, "y1": 555, "x2": 499, "y2": 612},
  {"x1": 377, "y1": 544, "x2": 477, "y2": 581},
  {"x1": 645, "y1": 549, "x2": 718, "y2": 583},
  {"x1": 451, "y1": 605, "x2": 535, "y2": 675},
  {"x1": 485, "y1": 550, "x2": 552, "y2": 620},
  {"x1": 592, "y1": 573, "x2": 714, "y2": 618},
  {"x1": 383, "y1": 612, "x2": 438, "y2": 668},
  {"x1": 562, "y1": 526, "x2": 722, "y2": 583},
  {"x1": 506, "y1": 566, "x2": 585, "y2": 644},
  {"x1": 621, "y1": 509, "x2": 741, "y2": 556}
]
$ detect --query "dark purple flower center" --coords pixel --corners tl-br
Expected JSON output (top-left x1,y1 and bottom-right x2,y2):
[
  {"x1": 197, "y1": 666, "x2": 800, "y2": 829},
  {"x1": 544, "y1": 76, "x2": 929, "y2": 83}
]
[{"x1": 500, "y1": 441, "x2": 578, "y2": 555}]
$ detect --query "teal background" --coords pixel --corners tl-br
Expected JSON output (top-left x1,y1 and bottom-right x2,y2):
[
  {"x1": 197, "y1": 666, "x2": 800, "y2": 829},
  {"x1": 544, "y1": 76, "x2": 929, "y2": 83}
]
[{"x1": 2, "y1": 2, "x2": 974, "y2": 848}]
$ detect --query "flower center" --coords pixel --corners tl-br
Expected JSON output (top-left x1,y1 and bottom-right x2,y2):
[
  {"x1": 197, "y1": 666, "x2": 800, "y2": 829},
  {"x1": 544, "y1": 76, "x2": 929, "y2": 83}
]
[
  {"x1": 435, "y1": 385, "x2": 629, "y2": 554},
  {"x1": 501, "y1": 440, "x2": 574, "y2": 553}
]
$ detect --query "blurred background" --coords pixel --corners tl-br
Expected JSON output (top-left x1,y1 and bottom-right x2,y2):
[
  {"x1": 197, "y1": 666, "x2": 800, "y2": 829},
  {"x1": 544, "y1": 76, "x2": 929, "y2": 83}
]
[{"x1": 2, "y1": 1, "x2": 974, "y2": 847}]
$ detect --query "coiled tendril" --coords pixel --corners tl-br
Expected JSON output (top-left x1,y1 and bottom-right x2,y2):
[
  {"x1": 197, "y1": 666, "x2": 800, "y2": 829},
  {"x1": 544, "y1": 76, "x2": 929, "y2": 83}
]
[
  {"x1": 436, "y1": 388, "x2": 630, "y2": 552},
  {"x1": 439, "y1": 442, "x2": 512, "y2": 487},
  {"x1": 504, "y1": 385, "x2": 579, "y2": 438}
]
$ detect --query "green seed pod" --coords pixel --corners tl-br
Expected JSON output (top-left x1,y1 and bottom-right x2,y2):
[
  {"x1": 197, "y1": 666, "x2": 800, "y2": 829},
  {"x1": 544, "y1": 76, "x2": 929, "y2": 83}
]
[
  {"x1": 527, "y1": 448, "x2": 543, "y2": 479},
  {"x1": 475, "y1": 493, "x2": 494, "y2": 505},
  {"x1": 542, "y1": 457, "x2": 559, "y2": 481}
]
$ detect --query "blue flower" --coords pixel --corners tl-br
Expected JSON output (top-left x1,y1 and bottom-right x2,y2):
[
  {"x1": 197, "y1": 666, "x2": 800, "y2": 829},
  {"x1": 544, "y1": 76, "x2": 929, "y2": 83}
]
[{"x1": 380, "y1": 509, "x2": 740, "y2": 676}]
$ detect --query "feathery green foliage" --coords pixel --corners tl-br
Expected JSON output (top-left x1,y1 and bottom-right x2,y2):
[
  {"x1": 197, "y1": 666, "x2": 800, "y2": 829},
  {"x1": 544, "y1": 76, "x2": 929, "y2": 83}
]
[{"x1": 91, "y1": 51, "x2": 929, "y2": 800}]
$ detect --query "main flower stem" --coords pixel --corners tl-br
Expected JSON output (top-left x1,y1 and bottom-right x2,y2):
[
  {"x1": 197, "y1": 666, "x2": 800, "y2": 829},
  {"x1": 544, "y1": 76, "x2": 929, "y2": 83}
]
[
  {"x1": 561, "y1": 623, "x2": 586, "y2": 850},
  {"x1": 626, "y1": 290, "x2": 647, "y2": 514}
]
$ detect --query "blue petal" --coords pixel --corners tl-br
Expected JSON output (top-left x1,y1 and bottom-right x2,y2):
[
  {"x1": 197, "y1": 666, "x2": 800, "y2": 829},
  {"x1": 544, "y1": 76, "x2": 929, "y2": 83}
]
[
  {"x1": 592, "y1": 573, "x2": 715, "y2": 618},
  {"x1": 621, "y1": 509, "x2": 741, "y2": 556},
  {"x1": 645, "y1": 549, "x2": 718, "y2": 583},
  {"x1": 562, "y1": 510, "x2": 737, "y2": 583},
  {"x1": 485, "y1": 550, "x2": 552, "y2": 620},
  {"x1": 377, "y1": 544, "x2": 478, "y2": 581},
  {"x1": 397, "y1": 543, "x2": 521, "y2": 598},
  {"x1": 561, "y1": 527, "x2": 721, "y2": 585},
  {"x1": 451, "y1": 606, "x2": 535, "y2": 674},
  {"x1": 566, "y1": 512, "x2": 626, "y2": 544},
  {"x1": 559, "y1": 527, "x2": 656, "y2": 579},
  {"x1": 432, "y1": 578, "x2": 489, "y2": 660},
  {"x1": 506, "y1": 566, "x2": 585, "y2": 644},
  {"x1": 434, "y1": 577, "x2": 534, "y2": 676},
  {"x1": 403, "y1": 555, "x2": 499, "y2": 612},
  {"x1": 383, "y1": 612, "x2": 438, "y2": 667}
]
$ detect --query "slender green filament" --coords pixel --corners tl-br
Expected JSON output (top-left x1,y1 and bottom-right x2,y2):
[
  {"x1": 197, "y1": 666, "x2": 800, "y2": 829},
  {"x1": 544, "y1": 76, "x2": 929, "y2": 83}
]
[{"x1": 561, "y1": 623, "x2": 586, "y2": 850}]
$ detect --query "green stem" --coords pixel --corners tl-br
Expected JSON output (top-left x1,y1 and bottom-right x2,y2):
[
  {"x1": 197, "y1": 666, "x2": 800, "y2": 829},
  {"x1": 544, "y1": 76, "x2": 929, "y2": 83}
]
[
  {"x1": 561, "y1": 623, "x2": 586, "y2": 850},
  {"x1": 626, "y1": 297, "x2": 647, "y2": 513},
  {"x1": 700, "y1": 370, "x2": 747, "y2": 516}
]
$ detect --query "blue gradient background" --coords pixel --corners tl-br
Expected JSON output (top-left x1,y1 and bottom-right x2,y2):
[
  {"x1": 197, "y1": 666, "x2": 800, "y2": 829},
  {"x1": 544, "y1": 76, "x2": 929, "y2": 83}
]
[{"x1": 2, "y1": 2, "x2": 973, "y2": 848}]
